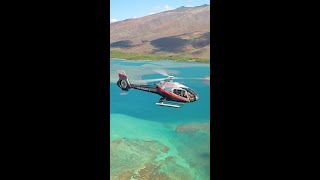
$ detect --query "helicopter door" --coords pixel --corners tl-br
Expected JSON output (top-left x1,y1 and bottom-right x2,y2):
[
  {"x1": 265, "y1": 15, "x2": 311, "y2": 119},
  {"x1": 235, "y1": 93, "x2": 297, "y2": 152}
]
[{"x1": 172, "y1": 89, "x2": 188, "y2": 98}]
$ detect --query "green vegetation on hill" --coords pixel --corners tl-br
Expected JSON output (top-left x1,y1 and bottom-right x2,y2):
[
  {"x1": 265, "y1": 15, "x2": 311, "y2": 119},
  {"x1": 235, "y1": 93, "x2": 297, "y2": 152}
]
[{"x1": 110, "y1": 50, "x2": 210, "y2": 63}]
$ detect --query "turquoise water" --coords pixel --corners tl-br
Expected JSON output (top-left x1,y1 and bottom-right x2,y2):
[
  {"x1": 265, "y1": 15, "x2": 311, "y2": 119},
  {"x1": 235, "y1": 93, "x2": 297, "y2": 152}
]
[{"x1": 110, "y1": 59, "x2": 210, "y2": 180}]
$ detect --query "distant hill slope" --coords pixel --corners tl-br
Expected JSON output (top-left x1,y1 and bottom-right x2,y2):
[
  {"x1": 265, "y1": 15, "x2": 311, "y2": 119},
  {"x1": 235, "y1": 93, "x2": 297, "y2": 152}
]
[{"x1": 110, "y1": 5, "x2": 210, "y2": 62}]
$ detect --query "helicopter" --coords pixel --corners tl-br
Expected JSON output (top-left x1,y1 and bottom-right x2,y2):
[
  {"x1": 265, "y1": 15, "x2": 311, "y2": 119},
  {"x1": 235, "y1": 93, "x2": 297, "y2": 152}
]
[{"x1": 116, "y1": 69, "x2": 205, "y2": 108}]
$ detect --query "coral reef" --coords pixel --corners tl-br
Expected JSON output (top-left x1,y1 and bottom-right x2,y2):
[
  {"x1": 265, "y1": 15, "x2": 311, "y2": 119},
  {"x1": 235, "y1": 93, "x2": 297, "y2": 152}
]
[
  {"x1": 176, "y1": 122, "x2": 210, "y2": 133},
  {"x1": 110, "y1": 138, "x2": 195, "y2": 180}
]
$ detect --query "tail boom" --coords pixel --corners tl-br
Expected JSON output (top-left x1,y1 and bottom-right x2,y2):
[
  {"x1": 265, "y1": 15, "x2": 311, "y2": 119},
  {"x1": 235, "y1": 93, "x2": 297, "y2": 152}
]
[{"x1": 116, "y1": 70, "x2": 160, "y2": 95}]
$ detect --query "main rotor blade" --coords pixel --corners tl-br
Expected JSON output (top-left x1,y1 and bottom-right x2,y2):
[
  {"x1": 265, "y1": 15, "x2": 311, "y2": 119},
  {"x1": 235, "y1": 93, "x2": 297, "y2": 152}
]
[
  {"x1": 153, "y1": 69, "x2": 169, "y2": 76},
  {"x1": 175, "y1": 76, "x2": 210, "y2": 86},
  {"x1": 174, "y1": 77, "x2": 209, "y2": 81},
  {"x1": 133, "y1": 78, "x2": 166, "y2": 84}
]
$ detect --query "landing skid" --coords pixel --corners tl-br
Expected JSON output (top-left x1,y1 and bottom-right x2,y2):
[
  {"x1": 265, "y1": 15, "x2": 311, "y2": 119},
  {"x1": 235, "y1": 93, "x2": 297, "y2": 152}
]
[
  {"x1": 120, "y1": 92, "x2": 128, "y2": 95},
  {"x1": 155, "y1": 101, "x2": 184, "y2": 108}
]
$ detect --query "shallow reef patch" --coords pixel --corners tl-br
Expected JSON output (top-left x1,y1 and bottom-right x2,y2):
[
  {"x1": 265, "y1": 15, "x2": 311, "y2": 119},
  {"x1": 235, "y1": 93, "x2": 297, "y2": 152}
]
[
  {"x1": 110, "y1": 138, "x2": 196, "y2": 180},
  {"x1": 176, "y1": 121, "x2": 210, "y2": 133}
]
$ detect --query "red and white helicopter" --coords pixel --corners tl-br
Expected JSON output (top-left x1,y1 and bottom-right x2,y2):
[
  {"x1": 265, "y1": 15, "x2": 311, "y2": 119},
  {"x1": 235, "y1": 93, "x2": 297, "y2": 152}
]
[{"x1": 117, "y1": 69, "x2": 206, "y2": 108}]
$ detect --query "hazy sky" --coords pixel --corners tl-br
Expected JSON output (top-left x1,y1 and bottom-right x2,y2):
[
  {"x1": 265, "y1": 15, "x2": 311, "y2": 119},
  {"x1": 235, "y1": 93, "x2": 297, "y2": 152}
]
[{"x1": 110, "y1": 0, "x2": 210, "y2": 23}]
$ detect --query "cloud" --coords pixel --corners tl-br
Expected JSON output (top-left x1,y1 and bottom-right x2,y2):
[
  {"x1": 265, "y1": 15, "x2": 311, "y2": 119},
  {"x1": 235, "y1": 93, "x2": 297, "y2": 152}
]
[
  {"x1": 150, "y1": 5, "x2": 172, "y2": 13},
  {"x1": 164, "y1": 5, "x2": 172, "y2": 11},
  {"x1": 149, "y1": 12, "x2": 155, "y2": 15},
  {"x1": 110, "y1": 19, "x2": 118, "y2": 23}
]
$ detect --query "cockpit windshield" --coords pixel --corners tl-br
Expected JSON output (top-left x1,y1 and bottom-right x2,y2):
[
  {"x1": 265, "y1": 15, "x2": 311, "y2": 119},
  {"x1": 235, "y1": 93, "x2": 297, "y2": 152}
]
[
  {"x1": 172, "y1": 87, "x2": 199, "y2": 101},
  {"x1": 181, "y1": 87, "x2": 199, "y2": 101}
]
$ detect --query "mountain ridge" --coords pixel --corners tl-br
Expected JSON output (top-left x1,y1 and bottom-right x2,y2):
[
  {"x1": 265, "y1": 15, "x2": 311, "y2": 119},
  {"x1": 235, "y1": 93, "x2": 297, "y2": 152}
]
[{"x1": 110, "y1": 5, "x2": 210, "y2": 62}]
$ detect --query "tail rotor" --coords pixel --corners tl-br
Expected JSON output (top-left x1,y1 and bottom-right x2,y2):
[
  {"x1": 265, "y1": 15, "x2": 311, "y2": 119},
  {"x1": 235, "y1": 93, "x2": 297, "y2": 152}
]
[{"x1": 117, "y1": 70, "x2": 131, "y2": 91}]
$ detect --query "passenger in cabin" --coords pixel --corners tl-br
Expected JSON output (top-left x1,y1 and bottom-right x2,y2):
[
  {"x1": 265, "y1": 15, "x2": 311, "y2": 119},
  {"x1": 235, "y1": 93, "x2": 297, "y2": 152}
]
[
  {"x1": 173, "y1": 89, "x2": 178, "y2": 95},
  {"x1": 173, "y1": 89, "x2": 188, "y2": 98},
  {"x1": 180, "y1": 91, "x2": 184, "y2": 97}
]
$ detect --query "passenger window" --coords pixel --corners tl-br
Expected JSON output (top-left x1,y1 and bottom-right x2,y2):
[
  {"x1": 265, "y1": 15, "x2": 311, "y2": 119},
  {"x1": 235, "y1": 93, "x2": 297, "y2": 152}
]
[
  {"x1": 173, "y1": 89, "x2": 187, "y2": 98},
  {"x1": 173, "y1": 89, "x2": 178, "y2": 95}
]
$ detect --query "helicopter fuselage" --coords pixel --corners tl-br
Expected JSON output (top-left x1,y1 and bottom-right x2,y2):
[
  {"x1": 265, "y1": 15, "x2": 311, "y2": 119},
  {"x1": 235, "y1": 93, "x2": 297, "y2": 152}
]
[
  {"x1": 116, "y1": 70, "x2": 199, "y2": 108},
  {"x1": 120, "y1": 80, "x2": 199, "y2": 103}
]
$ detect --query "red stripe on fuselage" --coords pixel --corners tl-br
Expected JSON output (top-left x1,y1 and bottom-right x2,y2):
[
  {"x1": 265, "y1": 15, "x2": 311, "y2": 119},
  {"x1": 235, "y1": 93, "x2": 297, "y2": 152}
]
[{"x1": 157, "y1": 87, "x2": 189, "y2": 102}]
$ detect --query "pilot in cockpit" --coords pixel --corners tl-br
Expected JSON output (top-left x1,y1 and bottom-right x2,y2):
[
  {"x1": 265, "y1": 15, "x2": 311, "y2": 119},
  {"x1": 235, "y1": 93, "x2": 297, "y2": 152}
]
[{"x1": 184, "y1": 91, "x2": 189, "y2": 99}]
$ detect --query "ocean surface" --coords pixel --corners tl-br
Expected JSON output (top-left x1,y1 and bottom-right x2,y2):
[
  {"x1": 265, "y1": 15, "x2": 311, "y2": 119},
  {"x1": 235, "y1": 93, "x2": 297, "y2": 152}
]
[{"x1": 110, "y1": 59, "x2": 210, "y2": 180}]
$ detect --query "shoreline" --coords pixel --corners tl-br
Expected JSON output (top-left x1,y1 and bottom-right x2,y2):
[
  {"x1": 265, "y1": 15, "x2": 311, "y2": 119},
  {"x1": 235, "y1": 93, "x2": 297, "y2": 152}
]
[
  {"x1": 110, "y1": 57, "x2": 210, "y2": 65},
  {"x1": 110, "y1": 56, "x2": 210, "y2": 64},
  {"x1": 110, "y1": 50, "x2": 210, "y2": 64}
]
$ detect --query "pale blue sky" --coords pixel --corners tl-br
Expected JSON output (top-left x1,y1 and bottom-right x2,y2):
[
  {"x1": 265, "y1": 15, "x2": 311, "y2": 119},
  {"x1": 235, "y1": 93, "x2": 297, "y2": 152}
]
[{"x1": 110, "y1": 0, "x2": 210, "y2": 22}]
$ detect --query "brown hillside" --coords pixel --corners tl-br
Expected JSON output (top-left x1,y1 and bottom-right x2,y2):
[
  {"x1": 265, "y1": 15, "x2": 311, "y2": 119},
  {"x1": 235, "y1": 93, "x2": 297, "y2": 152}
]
[{"x1": 110, "y1": 5, "x2": 210, "y2": 61}]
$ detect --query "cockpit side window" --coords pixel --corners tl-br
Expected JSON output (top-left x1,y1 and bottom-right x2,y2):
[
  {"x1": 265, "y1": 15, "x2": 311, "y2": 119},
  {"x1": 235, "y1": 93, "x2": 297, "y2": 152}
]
[{"x1": 172, "y1": 89, "x2": 187, "y2": 98}]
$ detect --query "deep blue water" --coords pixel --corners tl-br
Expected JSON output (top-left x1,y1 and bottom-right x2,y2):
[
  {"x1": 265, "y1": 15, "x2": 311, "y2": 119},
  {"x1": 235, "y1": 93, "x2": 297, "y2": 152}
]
[{"x1": 110, "y1": 61, "x2": 210, "y2": 123}]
